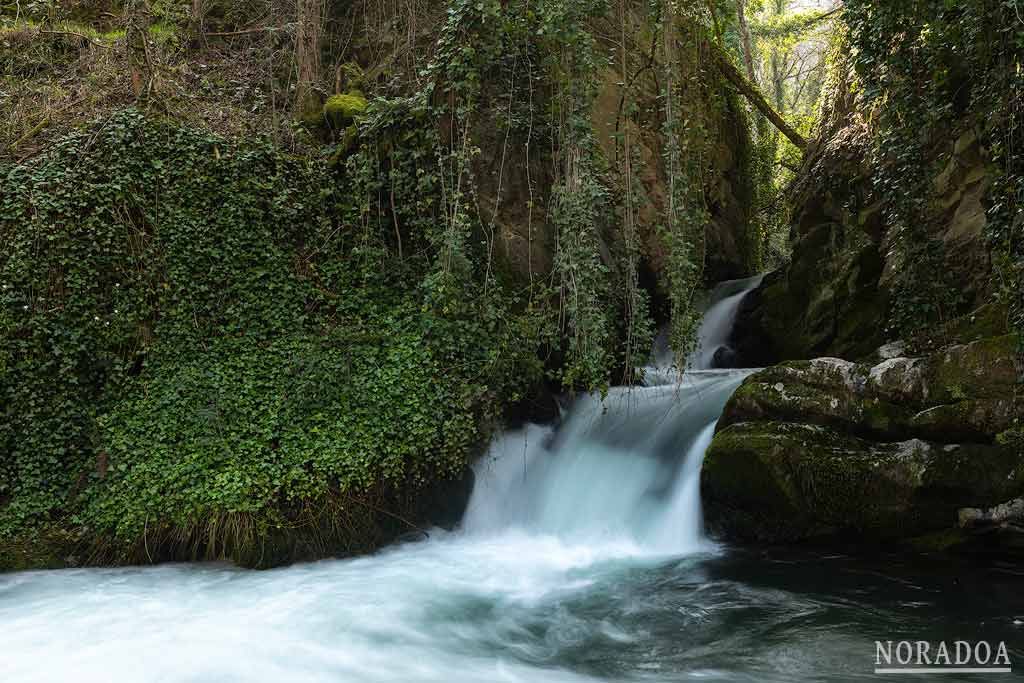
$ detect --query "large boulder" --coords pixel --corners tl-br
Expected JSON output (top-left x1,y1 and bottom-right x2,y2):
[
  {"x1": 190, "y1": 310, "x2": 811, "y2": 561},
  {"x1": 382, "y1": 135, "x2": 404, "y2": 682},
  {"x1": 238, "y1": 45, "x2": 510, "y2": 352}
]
[{"x1": 702, "y1": 334, "x2": 1023, "y2": 548}]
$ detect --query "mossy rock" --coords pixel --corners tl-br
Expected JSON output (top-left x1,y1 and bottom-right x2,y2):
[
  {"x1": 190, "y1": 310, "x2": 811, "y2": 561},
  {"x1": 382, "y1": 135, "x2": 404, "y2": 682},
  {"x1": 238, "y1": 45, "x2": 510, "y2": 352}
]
[
  {"x1": 323, "y1": 91, "x2": 368, "y2": 129},
  {"x1": 731, "y1": 229, "x2": 887, "y2": 365},
  {"x1": 703, "y1": 422, "x2": 1024, "y2": 544},
  {"x1": 926, "y1": 334, "x2": 1020, "y2": 403},
  {"x1": 297, "y1": 92, "x2": 326, "y2": 128},
  {"x1": 909, "y1": 398, "x2": 1020, "y2": 443},
  {"x1": 719, "y1": 358, "x2": 911, "y2": 440},
  {"x1": 327, "y1": 124, "x2": 360, "y2": 168},
  {"x1": 719, "y1": 335, "x2": 1021, "y2": 446},
  {"x1": 916, "y1": 302, "x2": 1012, "y2": 350}
]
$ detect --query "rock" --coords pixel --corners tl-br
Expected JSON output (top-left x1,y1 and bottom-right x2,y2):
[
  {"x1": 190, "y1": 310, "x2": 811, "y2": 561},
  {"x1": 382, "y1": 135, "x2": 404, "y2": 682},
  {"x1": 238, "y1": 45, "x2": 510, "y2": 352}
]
[
  {"x1": 728, "y1": 97, "x2": 889, "y2": 365},
  {"x1": 952, "y1": 498, "x2": 1024, "y2": 555},
  {"x1": 719, "y1": 335, "x2": 1020, "y2": 441},
  {"x1": 875, "y1": 340, "x2": 906, "y2": 361},
  {"x1": 702, "y1": 334, "x2": 1023, "y2": 546},
  {"x1": 925, "y1": 335, "x2": 1020, "y2": 403},
  {"x1": 730, "y1": 239, "x2": 888, "y2": 366},
  {"x1": 703, "y1": 422, "x2": 1022, "y2": 543},
  {"x1": 491, "y1": 51, "x2": 758, "y2": 299},
  {"x1": 731, "y1": 101, "x2": 1000, "y2": 367},
  {"x1": 710, "y1": 345, "x2": 740, "y2": 369},
  {"x1": 959, "y1": 498, "x2": 1024, "y2": 530},
  {"x1": 909, "y1": 399, "x2": 1019, "y2": 443}
]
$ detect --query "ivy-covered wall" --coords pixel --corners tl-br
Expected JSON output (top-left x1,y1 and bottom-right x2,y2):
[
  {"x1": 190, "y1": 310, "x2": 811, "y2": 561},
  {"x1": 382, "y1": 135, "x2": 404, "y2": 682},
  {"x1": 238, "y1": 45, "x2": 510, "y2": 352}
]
[{"x1": 0, "y1": 111, "x2": 537, "y2": 568}]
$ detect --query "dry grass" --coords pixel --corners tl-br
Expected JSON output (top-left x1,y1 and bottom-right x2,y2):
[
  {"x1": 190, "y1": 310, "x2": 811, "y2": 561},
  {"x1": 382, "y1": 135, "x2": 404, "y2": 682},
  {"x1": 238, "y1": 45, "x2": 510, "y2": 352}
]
[
  {"x1": 1, "y1": 0, "x2": 450, "y2": 163},
  {"x1": 79, "y1": 483, "x2": 433, "y2": 569},
  {"x1": 1, "y1": 19, "x2": 310, "y2": 161}
]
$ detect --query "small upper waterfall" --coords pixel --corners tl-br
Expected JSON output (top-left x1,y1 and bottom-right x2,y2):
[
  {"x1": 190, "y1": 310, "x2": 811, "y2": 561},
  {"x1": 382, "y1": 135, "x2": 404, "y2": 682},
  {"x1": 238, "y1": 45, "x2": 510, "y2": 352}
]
[
  {"x1": 647, "y1": 274, "x2": 764, "y2": 374},
  {"x1": 463, "y1": 276, "x2": 764, "y2": 554},
  {"x1": 688, "y1": 274, "x2": 763, "y2": 370}
]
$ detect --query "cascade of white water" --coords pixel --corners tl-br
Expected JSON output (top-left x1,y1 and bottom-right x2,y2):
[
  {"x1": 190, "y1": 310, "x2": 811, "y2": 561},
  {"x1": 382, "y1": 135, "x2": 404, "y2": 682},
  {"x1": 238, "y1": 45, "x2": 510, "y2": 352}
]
[
  {"x1": 462, "y1": 275, "x2": 763, "y2": 554},
  {"x1": 462, "y1": 372, "x2": 749, "y2": 553}
]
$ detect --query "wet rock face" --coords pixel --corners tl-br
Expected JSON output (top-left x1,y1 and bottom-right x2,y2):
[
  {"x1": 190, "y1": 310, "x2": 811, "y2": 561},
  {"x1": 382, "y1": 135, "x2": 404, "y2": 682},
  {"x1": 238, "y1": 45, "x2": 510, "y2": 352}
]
[{"x1": 701, "y1": 334, "x2": 1023, "y2": 548}]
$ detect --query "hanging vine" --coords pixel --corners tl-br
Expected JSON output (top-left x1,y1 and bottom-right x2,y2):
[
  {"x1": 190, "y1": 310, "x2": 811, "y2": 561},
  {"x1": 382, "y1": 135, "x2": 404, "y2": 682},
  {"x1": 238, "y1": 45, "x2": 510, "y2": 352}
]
[{"x1": 657, "y1": 0, "x2": 715, "y2": 367}]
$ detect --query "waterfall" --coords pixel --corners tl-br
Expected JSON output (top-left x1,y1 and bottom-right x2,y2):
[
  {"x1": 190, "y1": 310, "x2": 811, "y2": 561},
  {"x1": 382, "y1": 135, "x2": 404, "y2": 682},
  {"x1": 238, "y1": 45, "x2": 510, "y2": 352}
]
[
  {"x1": 688, "y1": 274, "x2": 763, "y2": 370},
  {"x1": 462, "y1": 275, "x2": 763, "y2": 554},
  {"x1": 4, "y1": 274, "x2": 990, "y2": 683}
]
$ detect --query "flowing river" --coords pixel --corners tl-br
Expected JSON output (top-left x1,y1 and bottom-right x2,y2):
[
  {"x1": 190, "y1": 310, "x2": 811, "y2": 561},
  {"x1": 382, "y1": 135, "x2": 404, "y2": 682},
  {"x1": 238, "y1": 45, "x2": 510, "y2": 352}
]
[{"x1": 2, "y1": 278, "x2": 1022, "y2": 682}]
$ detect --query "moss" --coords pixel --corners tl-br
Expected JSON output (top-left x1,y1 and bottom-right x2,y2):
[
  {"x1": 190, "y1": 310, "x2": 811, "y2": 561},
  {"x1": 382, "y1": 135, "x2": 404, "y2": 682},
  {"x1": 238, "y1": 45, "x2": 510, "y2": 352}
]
[
  {"x1": 937, "y1": 303, "x2": 1011, "y2": 345},
  {"x1": 996, "y1": 427, "x2": 1024, "y2": 448},
  {"x1": 703, "y1": 422, "x2": 852, "y2": 541},
  {"x1": 721, "y1": 361, "x2": 912, "y2": 440},
  {"x1": 0, "y1": 21, "x2": 125, "y2": 43},
  {"x1": 336, "y1": 62, "x2": 365, "y2": 92},
  {"x1": 147, "y1": 23, "x2": 177, "y2": 45},
  {"x1": 909, "y1": 527, "x2": 971, "y2": 552},
  {"x1": 703, "y1": 422, "x2": 806, "y2": 514},
  {"x1": 327, "y1": 125, "x2": 360, "y2": 168},
  {"x1": 911, "y1": 398, "x2": 1019, "y2": 443},
  {"x1": 927, "y1": 334, "x2": 1020, "y2": 402},
  {"x1": 704, "y1": 419, "x2": 1024, "y2": 544},
  {"x1": 918, "y1": 442, "x2": 1023, "y2": 499},
  {"x1": 324, "y1": 91, "x2": 368, "y2": 128},
  {"x1": 859, "y1": 396, "x2": 910, "y2": 436}
]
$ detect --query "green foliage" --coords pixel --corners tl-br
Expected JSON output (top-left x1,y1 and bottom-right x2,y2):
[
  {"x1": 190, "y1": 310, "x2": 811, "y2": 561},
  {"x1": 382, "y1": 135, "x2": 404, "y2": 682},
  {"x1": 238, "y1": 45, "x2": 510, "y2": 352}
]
[
  {"x1": 537, "y1": 0, "x2": 618, "y2": 389},
  {"x1": 740, "y1": 0, "x2": 836, "y2": 271},
  {"x1": 750, "y1": 8, "x2": 834, "y2": 42},
  {"x1": 845, "y1": 0, "x2": 1024, "y2": 343},
  {"x1": 412, "y1": 0, "x2": 666, "y2": 390},
  {"x1": 657, "y1": 6, "x2": 730, "y2": 364},
  {"x1": 89, "y1": 324, "x2": 482, "y2": 541},
  {"x1": 0, "y1": 109, "x2": 536, "y2": 556},
  {"x1": 550, "y1": 157, "x2": 616, "y2": 389}
]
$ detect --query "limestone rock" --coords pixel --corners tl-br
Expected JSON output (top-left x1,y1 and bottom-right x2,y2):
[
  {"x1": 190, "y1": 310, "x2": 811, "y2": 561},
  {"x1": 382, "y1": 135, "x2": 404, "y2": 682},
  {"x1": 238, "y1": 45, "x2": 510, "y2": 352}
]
[
  {"x1": 953, "y1": 498, "x2": 1024, "y2": 555},
  {"x1": 731, "y1": 112, "x2": 999, "y2": 367}
]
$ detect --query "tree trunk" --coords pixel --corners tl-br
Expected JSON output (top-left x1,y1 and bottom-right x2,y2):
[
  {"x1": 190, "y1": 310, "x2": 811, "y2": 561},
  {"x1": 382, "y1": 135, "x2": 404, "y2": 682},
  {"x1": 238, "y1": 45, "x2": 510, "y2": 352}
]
[
  {"x1": 736, "y1": 0, "x2": 756, "y2": 83},
  {"x1": 190, "y1": 0, "x2": 204, "y2": 39},
  {"x1": 711, "y1": 46, "x2": 807, "y2": 150},
  {"x1": 295, "y1": 0, "x2": 324, "y2": 113},
  {"x1": 126, "y1": 0, "x2": 151, "y2": 102}
]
